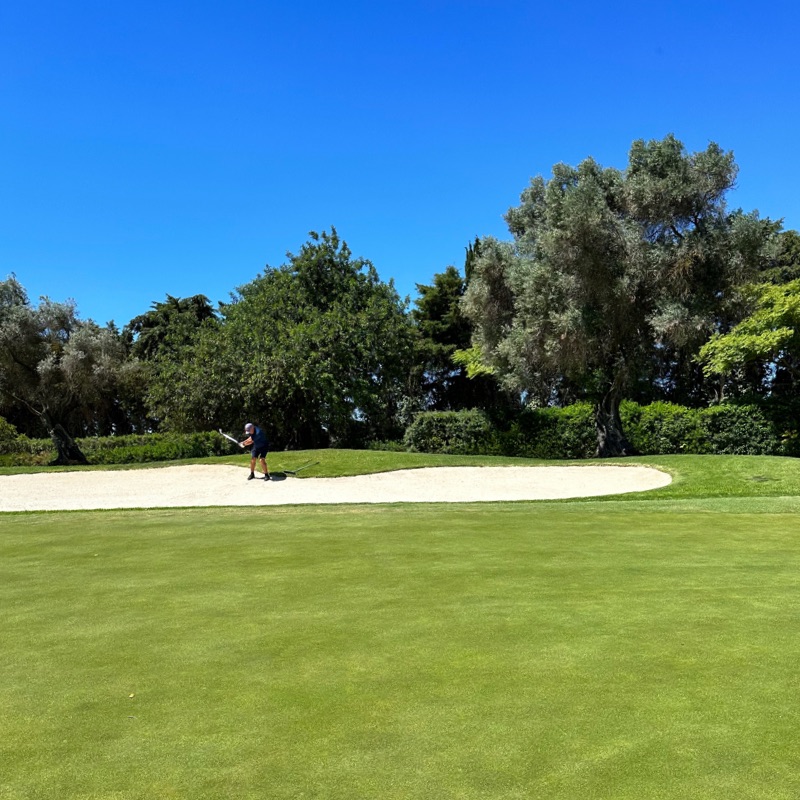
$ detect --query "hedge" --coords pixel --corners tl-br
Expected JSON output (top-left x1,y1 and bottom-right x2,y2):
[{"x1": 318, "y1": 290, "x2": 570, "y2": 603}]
[
  {"x1": 404, "y1": 402, "x2": 781, "y2": 459},
  {"x1": 0, "y1": 430, "x2": 236, "y2": 466},
  {"x1": 499, "y1": 403, "x2": 597, "y2": 459},
  {"x1": 698, "y1": 405, "x2": 779, "y2": 456},
  {"x1": 0, "y1": 401, "x2": 786, "y2": 465},
  {"x1": 404, "y1": 409, "x2": 494, "y2": 455},
  {"x1": 620, "y1": 401, "x2": 706, "y2": 455}
]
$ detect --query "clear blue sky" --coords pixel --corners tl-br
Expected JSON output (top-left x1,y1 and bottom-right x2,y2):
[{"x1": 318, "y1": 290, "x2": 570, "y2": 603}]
[{"x1": 2, "y1": 0, "x2": 799, "y2": 326}]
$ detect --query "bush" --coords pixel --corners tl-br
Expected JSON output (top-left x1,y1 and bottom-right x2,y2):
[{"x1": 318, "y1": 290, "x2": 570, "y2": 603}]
[
  {"x1": 403, "y1": 401, "x2": 781, "y2": 460},
  {"x1": 499, "y1": 403, "x2": 596, "y2": 459},
  {"x1": 77, "y1": 432, "x2": 232, "y2": 464},
  {"x1": 621, "y1": 401, "x2": 706, "y2": 455},
  {"x1": 698, "y1": 404, "x2": 778, "y2": 455},
  {"x1": 754, "y1": 396, "x2": 800, "y2": 457},
  {"x1": 0, "y1": 430, "x2": 236, "y2": 466},
  {"x1": 0, "y1": 426, "x2": 49, "y2": 462},
  {"x1": 404, "y1": 410, "x2": 495, "y2": 455},
  {"x1": 0, "y1": 416, "x2": 20, "y2": 453}
]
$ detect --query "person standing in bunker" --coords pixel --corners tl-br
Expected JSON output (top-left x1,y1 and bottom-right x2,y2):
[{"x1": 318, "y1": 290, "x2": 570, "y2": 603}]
[{"x1": 241, "y1": 422, "x2": 271, "y2": 481}]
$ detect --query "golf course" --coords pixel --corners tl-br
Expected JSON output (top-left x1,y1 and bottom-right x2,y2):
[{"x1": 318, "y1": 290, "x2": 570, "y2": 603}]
[{"x1": 2, "y1": 452, "x2": 800, "y2": 798}]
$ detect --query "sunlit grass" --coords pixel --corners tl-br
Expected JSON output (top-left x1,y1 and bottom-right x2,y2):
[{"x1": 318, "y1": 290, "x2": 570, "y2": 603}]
[{"x1": 3, "y1": 455, "x2": 800, "y2": 797}]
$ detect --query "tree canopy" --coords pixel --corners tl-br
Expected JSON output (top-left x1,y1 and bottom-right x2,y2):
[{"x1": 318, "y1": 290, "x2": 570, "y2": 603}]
[
  {"x1": 0, "y1": 276, "x2": 133, "y2": 462},
  {"x1": 147, "y1": 229, "x2": 415, "y2": 447},
  {"x1": 4, "y1": 138, "x2": 797, "y2": 457},
  {"x1": 463, "y1": 135, "x2": 778, "y2": 455}
]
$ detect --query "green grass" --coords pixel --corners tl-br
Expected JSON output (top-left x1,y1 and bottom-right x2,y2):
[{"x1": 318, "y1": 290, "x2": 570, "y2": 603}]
[{"x1": 3, "y1": 454, "x2": 800, "y2": 798}]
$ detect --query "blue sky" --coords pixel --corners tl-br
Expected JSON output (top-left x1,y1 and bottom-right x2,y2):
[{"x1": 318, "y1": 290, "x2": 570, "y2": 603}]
[{"x1": 2, "y1": 0, "x2": 799, "y2": 326}]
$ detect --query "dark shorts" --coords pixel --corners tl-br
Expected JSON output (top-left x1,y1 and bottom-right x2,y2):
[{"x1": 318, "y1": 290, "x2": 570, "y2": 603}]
[{"x1": 251, "y1": 445, "x2": 268, "y2": 459}]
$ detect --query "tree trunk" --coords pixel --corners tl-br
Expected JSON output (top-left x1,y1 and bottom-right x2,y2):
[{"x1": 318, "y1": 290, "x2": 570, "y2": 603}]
[
  {"x1": 594, "y1": 392, "x2": 638, "y2": 458},
  {"x1": 49, "y1": 423, "x2": 89, "y2": 466}
]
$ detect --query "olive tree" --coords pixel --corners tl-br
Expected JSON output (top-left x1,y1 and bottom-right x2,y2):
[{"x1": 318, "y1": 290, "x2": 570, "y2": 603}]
[
  {"x1": 463, "y1": 135, "x2": 777, "y2": 456},
  {"x1": 0, "y1": 276, "x2": 132, "y2": 463}
]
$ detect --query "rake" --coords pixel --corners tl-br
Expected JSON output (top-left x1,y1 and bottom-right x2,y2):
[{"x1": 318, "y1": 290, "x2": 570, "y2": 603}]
[{"x1": 283, "y1": 460, "x2": 319, "y2": 476}]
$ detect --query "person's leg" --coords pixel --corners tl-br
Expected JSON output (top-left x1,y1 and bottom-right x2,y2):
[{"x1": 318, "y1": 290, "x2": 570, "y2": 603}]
[
  {"x1": 248, "y1": 456, "x2": 257, "y2": 479},
  {"x1": 260, "y1": 456, "x2": 270, "y2": 479}
]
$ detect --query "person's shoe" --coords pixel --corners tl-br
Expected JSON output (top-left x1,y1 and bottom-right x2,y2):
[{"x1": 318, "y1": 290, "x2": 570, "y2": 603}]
[
  {"x1": 247, "y1": 473, "x2": 256, "y2": 480},
  {"x1": 263, "y1": 474, "x2": 271, "y2": 481}
]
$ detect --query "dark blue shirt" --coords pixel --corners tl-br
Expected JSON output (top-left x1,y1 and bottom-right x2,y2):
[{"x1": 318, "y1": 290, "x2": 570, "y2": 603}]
[{"x1": 250, "y1": 426, "x2": 268, "y2": 450}]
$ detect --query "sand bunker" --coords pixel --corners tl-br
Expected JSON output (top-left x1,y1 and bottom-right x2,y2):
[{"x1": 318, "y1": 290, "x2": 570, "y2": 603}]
[{"x1": 0, "y1": 464, "x2": 671, "y2": 511}]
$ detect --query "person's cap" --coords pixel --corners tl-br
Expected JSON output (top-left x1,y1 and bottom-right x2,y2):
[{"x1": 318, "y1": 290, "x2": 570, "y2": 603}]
[{"x1": 244, "y1": 423, "x2": 254, "y2": 432}]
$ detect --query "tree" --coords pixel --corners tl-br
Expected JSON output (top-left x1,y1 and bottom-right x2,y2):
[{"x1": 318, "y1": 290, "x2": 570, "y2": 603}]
[
  {"x1": 122, "y1": 294, "x2": 219, "y2": 431},
  {"x1": 756, "y1": 229, "x2": 800, "y2": 286},
  {"x1": 411, "y1": 265, "x2": 515, "y2": 417},
  {"x1": 411, "y1": 266, "x2": 473, "y2": 409},
  {"x1": 163, "y1": 230, "x2": 415, "y2": 447},
  {"x1": 463, "y1": 135, "x2": 777, "y2": 456},
  {"x1": 125, "y1": 294, "x2": 217, "y2": 361},
  {"x1": 0, "y1": 276, "x2": 132, "y2": 463},
  {"x1": 698, "y1": 279, "x2": 800, "y2": 394}
]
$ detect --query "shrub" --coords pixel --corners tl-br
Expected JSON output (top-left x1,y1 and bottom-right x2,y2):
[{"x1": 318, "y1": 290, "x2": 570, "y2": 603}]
[
  {"x1": 404, "y1": 409, "x2": 494, "y2": 455},
  {"x1": 698, "y1": 404, "x2": 778, "y2": 455},
  {"x1": 755, "y1": 397, "x2": 800, "y2": 457},
  {"x1": 77, "y1": 432, "x2": 232, "y2": 464},
  {"x1": 0, "y1": 431, "x2": 235, "y2": 466},
  {"x1": 0, "y1": 417, "x2": 20, "y2": 454},
  {"x1": 621, "y1": 401, "x2": 706, "y2": 455},
  {"x1": 403, "y1": 401, "x2": 781, "y2": 460},
  {"x1": 499, "y1": 403, "x2": 596, "y2": 459}
]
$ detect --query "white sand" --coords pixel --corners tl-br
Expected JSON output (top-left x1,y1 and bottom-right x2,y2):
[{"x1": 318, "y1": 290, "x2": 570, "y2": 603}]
[{"x1": 0, "y1": 464, "x2": 671, "y2": 511}]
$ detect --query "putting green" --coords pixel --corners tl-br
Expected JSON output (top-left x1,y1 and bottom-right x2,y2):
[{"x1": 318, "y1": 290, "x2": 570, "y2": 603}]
[{"x1": 2, "y1": 501, "x2": 800, "y2": 798}]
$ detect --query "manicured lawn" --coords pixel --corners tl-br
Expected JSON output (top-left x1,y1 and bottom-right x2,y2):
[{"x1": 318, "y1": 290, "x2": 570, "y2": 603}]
[{"x1": 3, "y1": 457, "x2": 800, "y2": 798}]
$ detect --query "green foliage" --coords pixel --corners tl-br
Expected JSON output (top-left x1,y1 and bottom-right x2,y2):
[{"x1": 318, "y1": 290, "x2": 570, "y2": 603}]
[
  {"x1": 451, "y1": 345, "x2": 496, "y2": 378},
  {"x1": 698, "y1": 404, "x2": 778, "y2": 455},
  {"x1": 0, "y1": 416, "x2": 18, "y2": 450},
  {"x1": 122, "y1": 294, "x2": 219, "y2": 432},
  {"x1": 406, "y1": 402, "x2": 779, "y2": 459},
  {"x1": 159, "y1": 229, "x2": 415, "y2": 448},
  {"x1": 620, "y1": 401, "x2": 706, "y2": 455},
  {"x1": 759, "y1": 229, "x2": 800, "y2": 284},
  {"x1": 698, "y1": 279, "x2": 800, "y2": 376},
  {"x1": 621, "y1": 401, "x2": 777, "y2": 456},
  {"x1": 0, "y1": 276, "x2": 134, "y2": 450},
  {"x1": 0, "y1": 431, "x2": 233, "y2": 466},
  {"x1": 125, "y1": 294, "x2": 216, "y2": 361},
  {"x1": 411, "y1": 266, "x2": 474, "y2": 407},
  {"x1": 365, "y1": 439, "x2": 406, "y2": 452},
  {"x1": 409, "y1": 264, "x2": 512, "y2": 418},
  {"x1": 463, "y1": 135, "x2": 779, "y2": 455},
  {"x1": 404, "y1": 409, "x2": 494, "y2": 455},
  {"x1": 500, "y1": 403, "x2": 597, "y2": 459},
  {"x1": 86, "y1": 432, "x2": 235, "y2": 463}
]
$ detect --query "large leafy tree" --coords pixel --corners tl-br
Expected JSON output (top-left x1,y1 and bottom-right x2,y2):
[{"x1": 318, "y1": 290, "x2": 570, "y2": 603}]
[
  {"x1": 125, "y1": 294, "x2": 217, "y2": 361},
  {"x1": 123, "y1": 294, "x2": 219, "y2": 431},
  {"x1": 759, "y1": 230, "x2": 800, "y2": 286},
  {"x1": 167, "y1": 230, "x2": 415, "y2": 447},
  {"x1": 411, "y1": 266, "x2": 474, "y2": 410},
  {"x1": 698, "y1": 277, "x2": 800, "y2": 397},
  {"x1": 463, "y1": 135, "x2": 777, "y2": 456},
  {"x1": 0, "y1": 276, "x2": 133, "y2": 462},
  {"x1": 411, "y1": 264, "x2": 515, "y2": 417}
]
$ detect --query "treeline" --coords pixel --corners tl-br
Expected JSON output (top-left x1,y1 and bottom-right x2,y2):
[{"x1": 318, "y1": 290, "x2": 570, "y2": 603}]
[{"x1": 2, "y1": 136, "x2": 800, "y2": 464}]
